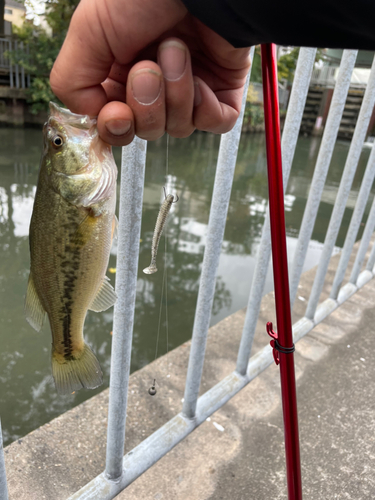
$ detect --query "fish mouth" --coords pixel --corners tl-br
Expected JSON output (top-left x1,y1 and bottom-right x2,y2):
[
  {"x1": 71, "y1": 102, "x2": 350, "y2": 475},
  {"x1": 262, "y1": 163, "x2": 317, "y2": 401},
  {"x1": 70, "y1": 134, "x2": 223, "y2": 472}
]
[{"x1": 49, "y1": 102, "x2": 97, "y2": 130}]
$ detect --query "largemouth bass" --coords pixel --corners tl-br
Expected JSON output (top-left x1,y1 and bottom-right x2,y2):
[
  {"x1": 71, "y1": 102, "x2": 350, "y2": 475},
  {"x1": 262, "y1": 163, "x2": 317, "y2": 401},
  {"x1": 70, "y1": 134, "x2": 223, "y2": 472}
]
[{"x1": 25, "y1": 102, "x2": 118, "y2": 395}]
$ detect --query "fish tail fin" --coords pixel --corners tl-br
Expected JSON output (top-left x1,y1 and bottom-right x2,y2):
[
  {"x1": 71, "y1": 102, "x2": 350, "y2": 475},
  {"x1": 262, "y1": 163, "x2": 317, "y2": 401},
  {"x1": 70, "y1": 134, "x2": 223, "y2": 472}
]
[
  {"x1": 143, "y1": 265, "x2": 158, "y2": 274},
  {"x1": 51, "y1": 344, "x2": 103, "y2": 395}
]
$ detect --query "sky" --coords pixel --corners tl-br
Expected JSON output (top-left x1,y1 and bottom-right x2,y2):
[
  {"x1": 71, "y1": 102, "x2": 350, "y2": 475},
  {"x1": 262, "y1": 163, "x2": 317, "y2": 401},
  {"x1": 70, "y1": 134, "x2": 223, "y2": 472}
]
[{"x1": 24, "y1": 0, "x2": 46, "y2": 26}]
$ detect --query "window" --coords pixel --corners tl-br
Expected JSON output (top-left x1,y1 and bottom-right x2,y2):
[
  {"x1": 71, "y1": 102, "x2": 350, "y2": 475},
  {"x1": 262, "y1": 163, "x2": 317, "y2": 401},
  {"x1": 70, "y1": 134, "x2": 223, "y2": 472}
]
[{"x1": 5, "y1": 8, "x2": 13, "y2": 14}]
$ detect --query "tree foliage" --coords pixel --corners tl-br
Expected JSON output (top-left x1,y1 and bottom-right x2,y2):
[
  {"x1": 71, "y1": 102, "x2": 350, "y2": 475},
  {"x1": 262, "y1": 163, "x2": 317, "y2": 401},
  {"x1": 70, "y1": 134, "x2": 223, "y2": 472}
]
[
  {"x1": 277, "y1": 47, "x2": 300, "y2": 82},
  {"x1": 251, "y1": 45, "x2": 326, "y2": 84},
  {"x1": 8, "y1": 0, "x2": 79, "y2": 113}
]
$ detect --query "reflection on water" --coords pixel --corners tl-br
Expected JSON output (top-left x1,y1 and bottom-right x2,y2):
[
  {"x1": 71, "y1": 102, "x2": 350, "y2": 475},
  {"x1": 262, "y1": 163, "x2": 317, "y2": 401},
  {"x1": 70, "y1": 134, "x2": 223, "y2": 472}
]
[{"x1": 0, "y1": 127, "x2": 373, "y2": 445}]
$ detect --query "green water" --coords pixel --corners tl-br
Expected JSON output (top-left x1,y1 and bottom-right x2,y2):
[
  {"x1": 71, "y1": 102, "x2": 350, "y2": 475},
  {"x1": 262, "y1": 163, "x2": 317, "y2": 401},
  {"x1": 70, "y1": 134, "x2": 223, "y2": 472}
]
[{"x1": 0, "y1": 128, "x2": 373, "y2": 445}]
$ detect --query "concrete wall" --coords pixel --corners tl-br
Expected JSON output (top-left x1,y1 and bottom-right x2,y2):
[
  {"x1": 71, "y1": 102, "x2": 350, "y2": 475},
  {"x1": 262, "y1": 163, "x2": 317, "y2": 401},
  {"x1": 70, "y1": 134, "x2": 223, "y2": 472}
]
[{"x1": 0, "y1": 88, "x2": 47, "y2": 126}]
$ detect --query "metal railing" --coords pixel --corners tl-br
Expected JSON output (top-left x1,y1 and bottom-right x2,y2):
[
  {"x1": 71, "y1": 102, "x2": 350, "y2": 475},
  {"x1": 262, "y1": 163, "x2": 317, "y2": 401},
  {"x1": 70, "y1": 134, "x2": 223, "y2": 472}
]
[
  {"x1": 0, "y1": 37, "x2": 29, "y2": 89},
  {"x1": 2, "y1": 46, "x2": 375, "y2": 499}
]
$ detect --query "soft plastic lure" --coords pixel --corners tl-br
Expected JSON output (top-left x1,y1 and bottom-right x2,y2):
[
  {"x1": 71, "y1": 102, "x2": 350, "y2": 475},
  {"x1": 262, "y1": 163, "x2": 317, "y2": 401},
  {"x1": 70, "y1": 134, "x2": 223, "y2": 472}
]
[{"x1": 143, "y1": 191, "x2": 178, "y2": 274}]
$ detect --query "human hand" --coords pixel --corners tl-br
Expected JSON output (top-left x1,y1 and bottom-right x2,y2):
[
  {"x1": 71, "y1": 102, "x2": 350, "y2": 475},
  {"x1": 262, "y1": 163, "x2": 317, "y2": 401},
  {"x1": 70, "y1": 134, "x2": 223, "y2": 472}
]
[{"x1": 50, "y1": 0, "x2": 251, "y2": 146}]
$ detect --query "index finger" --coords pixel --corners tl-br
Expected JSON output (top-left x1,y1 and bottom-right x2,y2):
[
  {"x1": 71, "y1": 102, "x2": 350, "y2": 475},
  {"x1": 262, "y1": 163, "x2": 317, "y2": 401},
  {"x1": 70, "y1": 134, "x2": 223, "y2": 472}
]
[
  {"x1": 50, "y1": 0, "x2": 187, "y2": 116},
  {"x1": 50, "y1": 1, "x2": 113, "y2": 116}
]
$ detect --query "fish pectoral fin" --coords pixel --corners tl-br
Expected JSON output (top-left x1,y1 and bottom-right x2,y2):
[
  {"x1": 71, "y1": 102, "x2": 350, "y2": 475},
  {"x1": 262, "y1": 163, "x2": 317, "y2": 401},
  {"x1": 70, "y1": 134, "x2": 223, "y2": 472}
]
[
  {"x1": 24, "y1": 273, "x2": 46, "y2": 332},
  {"x1": 70, "y1": 213, "x2": 93, "y2": 248},
  {"x1": 89, "y1": 276, "x2": 117, "y2": 312},
  {"x1": 112, "y1": 215, "x2": 118, "y2": 241}
]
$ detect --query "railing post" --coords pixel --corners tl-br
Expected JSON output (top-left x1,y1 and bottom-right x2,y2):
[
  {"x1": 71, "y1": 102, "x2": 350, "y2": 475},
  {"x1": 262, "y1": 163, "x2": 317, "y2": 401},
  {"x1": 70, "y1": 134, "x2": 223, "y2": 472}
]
[
  {"x1": 182, "y1": 63, "x2": 252, "y2": 419},
  {"x1": 366, "y1": 236, "x2": 375, "y2": 272},
  {"x1": 236, "y1": 47, "x2": 317, "y2": 376},
  {"x1": 305, "y1": 52, "x2": 375, "y2": 317},
  {"x1": 329, "y1": 56, "x2": 375, "y2": 298},
  {"x1": 349, "y1": 195, "x2": 375, "y2": 285},
  {"x1": 105, "y1": 137, "x2": 147, "y2": 480},
  {"x1": 289, "y1": 50, "x2": 358, "y2": 313}
]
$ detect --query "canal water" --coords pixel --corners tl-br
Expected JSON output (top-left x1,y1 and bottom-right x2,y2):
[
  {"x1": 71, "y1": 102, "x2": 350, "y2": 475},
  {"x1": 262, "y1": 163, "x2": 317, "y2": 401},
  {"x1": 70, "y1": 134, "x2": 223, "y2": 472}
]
[{"x1": 0, "y1": 127, "x2": 373, "y2": 445}]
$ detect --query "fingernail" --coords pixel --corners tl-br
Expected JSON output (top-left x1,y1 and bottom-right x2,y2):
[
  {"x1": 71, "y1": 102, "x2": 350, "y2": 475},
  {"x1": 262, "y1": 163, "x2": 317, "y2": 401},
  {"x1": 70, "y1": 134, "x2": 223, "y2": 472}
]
[
  {"x1": 105, "y1": 119, "x2": 131, "y2": 136},
  {"x1": 158, "y1": 41, "x2": 186, "y2": 81},
  {"x1": 194, "y1": 80, "x2": 202, "y2": 107},
  {"x1": 131, "y1": 69, "x2": 162, "y2": 105}
]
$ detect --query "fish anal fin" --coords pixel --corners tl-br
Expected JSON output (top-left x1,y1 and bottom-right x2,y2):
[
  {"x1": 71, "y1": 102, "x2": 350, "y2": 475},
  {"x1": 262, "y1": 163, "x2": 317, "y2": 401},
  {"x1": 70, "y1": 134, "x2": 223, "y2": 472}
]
[
  {"x1": 89, "y1": 276, "x2": 117, "y2": 312},
  {"x1": 52, "y1": 344, "x2": 103, "y2": 395},
  {"x1": 25, "y1": 273, "x2": 46, "y2": 332}
]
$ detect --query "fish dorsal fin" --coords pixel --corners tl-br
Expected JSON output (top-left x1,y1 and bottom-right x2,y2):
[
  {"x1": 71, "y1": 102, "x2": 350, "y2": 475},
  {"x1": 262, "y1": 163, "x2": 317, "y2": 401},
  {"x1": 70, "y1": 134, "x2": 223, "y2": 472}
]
[
  {"x1": 25, "y1": 273, "x2": 46, "y2": 332},
  {"x1": 89, "y1": 276, "x2": 117, "y2": 312}
]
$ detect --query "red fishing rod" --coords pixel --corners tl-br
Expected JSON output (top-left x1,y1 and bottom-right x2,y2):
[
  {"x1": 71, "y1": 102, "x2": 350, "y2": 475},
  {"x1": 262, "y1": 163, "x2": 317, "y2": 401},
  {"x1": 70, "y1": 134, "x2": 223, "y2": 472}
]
[{"x1": 261, "y1": 43, "x2": 303, "y2": 500}]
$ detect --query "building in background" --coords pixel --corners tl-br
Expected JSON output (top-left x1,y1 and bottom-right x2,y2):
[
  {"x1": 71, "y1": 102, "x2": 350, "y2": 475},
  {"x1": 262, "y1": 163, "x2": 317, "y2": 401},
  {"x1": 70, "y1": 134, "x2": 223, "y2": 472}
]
[
  {"x1": 301, "y1": 50, "x2": 375, "y2": 140},
  {"x1": 4, "y1": 0, "x2": 26, "y2": 34}
]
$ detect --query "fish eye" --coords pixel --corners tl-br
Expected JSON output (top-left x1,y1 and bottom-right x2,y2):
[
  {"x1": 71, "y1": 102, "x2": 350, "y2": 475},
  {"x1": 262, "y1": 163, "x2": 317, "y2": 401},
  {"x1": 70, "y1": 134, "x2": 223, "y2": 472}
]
[{"x1": 52, "y1": 135, "x2": 64, "y2": 148}]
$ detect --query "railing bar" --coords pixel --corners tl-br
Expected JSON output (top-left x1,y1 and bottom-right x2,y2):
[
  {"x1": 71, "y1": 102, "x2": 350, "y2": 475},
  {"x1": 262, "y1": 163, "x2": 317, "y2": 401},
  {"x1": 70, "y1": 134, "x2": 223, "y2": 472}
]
[
  {"x1": 366, "y1": 235, "x2": 375, "y2": 271},
  {"x1": 349, "y1": 195, "x2": 375, "y2": 284},
  {"x1": 304, "y1": 53, "x2": 375, "y2": 317},
  {"x1": 236, "y1": 47, "x2": 317, "y2": 375},
  {"x1": 0, "y1": 419, "x2": 9, "y2": 500},
  {"x1": 8, "y1": 40, "x2": 13, "y2": 89},
  {"x1": 20, "y1": 41, "x2": 25, "y2": 89},
  {"x1": 105, "y1": 137, "x2": 147, "y2": 480},
  {"x1": 26, "y1": 45, "x2": 30, "y2": 88},
  {"x1": 182, "y1": 55, "x2": 253, "y2": 419},
  {"x1": 289, "y1": 49, "x2": 358, "y2": 313},
  {"x1": 329, "y1": 61, "x2": 375, "y2": 298},
  {"x1": 68, "y1": 264, "x2": 374, "y2": 500},
  {"x1": 14, "y1": 40, "x2": 19, "y2": 89}
]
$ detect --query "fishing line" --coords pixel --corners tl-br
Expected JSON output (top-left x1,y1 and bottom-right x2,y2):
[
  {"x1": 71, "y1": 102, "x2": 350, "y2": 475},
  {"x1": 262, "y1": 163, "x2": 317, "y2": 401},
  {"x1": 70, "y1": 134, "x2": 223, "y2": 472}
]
[
  {"x1": 148, "y1": 134, "x2": 171, "y2": 396},
  {"x1": 164, "y1": 222, "x2": 169, "y2": 361},
  {"x1": 153, "y1": 261, "x2": 166, "y2": 362},
  {"x1": 166, "y1": 133, "x2": 169, "y2": 180},
  {"x1": 164, "y1": 133, "x2": 170, "y2": 360}
]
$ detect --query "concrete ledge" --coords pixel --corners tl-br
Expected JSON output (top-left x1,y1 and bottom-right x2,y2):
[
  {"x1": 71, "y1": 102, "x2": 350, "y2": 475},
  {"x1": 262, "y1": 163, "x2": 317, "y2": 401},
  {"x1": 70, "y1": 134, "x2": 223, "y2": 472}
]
[
  {"x1": 0, "y1": 87, "x2": 27, "y2": 99},
  {"x1": 4, "y1": 236, "x2": 375, "y2": 499}
]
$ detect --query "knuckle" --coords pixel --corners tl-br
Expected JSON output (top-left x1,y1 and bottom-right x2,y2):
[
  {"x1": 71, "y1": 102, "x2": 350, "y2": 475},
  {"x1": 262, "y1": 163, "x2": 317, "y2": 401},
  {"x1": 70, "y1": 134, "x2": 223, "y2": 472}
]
[
  {"x1": 136, "y1": 130, "x2": 165, "y2": 141},
  {"x1": 194, "y1": 114, "x2": 237, "y2": 135},
  {"x1": 135, "y1": 113, "x2": 165, "y2": 141},
  {"x1": 168, "y1": 126, "x2": 195, "y2": 139},
  {"x1": 49, "y1": 68, "x2": 61, "y2": 96}
]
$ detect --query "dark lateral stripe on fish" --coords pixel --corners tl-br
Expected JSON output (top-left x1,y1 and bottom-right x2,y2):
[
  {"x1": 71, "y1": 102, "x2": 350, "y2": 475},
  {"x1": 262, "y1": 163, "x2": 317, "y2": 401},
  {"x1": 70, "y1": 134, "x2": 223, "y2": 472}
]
[
  {"x1": 61, "y1": 251, "x2": 78, "y2": 358},
  {"x1": 62, "y1": 313, "x2": 73, "y2": 358}
]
